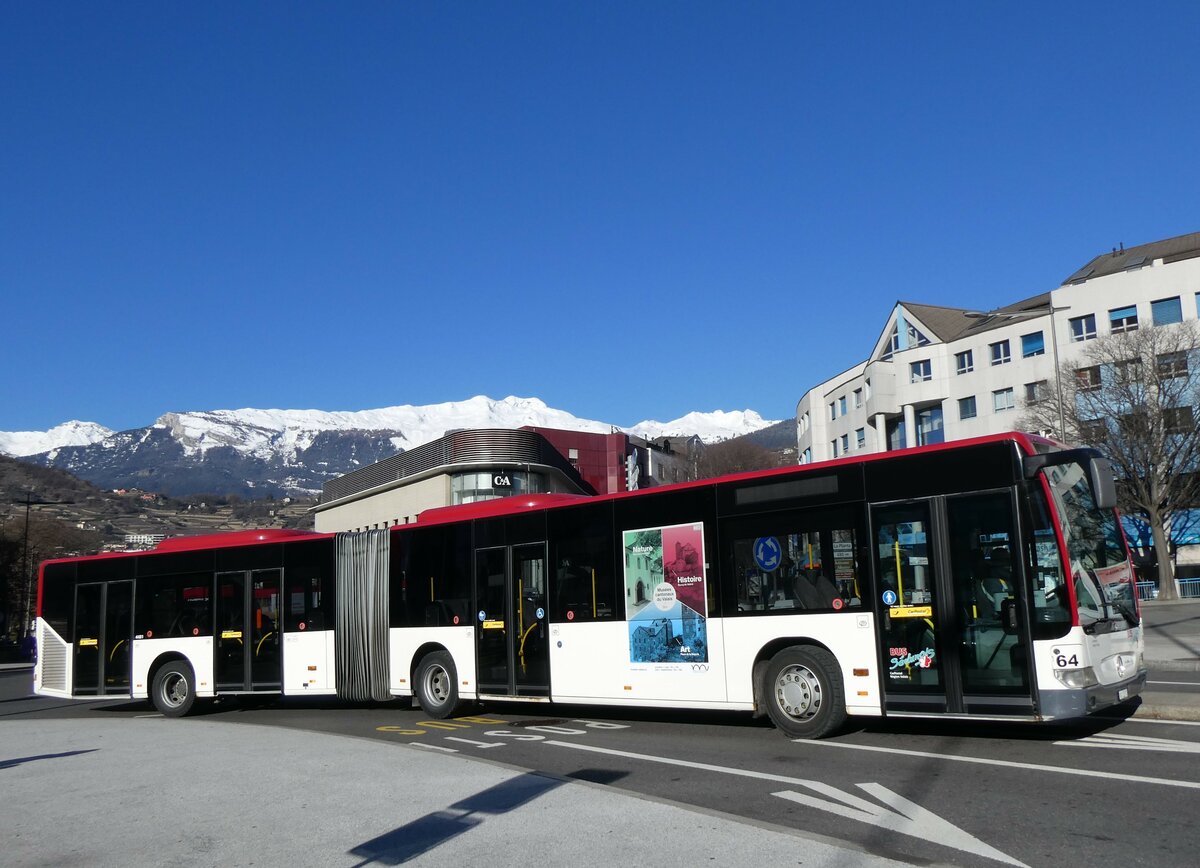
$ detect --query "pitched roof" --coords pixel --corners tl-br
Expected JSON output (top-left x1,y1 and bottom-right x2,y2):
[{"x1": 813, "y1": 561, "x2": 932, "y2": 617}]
[
  {"x1": 1062, "y1": 231, "x2": 1200, "y2": 284},
  {"x1": 899, "y1": 292, "x2": 1052, "y2": 343}
]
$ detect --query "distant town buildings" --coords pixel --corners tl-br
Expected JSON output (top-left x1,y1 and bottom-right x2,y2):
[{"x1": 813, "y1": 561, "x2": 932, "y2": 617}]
[{"x1": 312, "y1": 426, "x2": 702, "y2": 533}]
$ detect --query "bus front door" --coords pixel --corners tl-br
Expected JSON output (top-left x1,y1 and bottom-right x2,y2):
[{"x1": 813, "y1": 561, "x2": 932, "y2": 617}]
[
  {"x1": 873, "y1": 492, "x2": 1033, "y2": 717},
  {"x1": 215, "y1": 569, "x2": 282, "y2": 692},
  {"x1": 72, "y1": 580, "x2": 132, "y2": 696},
  {"x1": 474, "y1": 543, "x2": 549, "y2": 698}
]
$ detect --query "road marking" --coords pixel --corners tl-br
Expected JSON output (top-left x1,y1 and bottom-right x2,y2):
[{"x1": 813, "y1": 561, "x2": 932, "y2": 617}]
[
  {"x1": 773, "y1": 785, "x2": 1027, "y2": 867},
  {"x1": 1053, "y1": 733, "x2": 1200, "y2": 753},
  {"x1": 794, "y1": 740, "x2": 1200, "y2": 790},
  {"x1": 409, "y1": 742, "x2": 458, "y2": 753},
  {"x1": 544, "y1": 740, "x2": 1024, "y2": 866}
]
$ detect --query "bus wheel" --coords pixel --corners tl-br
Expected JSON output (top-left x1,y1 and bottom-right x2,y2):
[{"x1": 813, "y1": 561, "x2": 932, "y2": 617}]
[
  {"x1": 152, "y1": 661, "x2": 197, "y2": 718},
  {"x1": 415, "y1": 651, "x2": 460, "y2": 719},
  {"x1": 763, "y1": 647, "x2": 845, "y2": 739}
]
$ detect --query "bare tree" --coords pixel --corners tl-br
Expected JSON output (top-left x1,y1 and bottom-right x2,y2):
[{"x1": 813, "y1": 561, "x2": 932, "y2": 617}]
[
  {"x1": 696, "y1": 438, "x2": 778, "y2": 479},
  {"x1": 1020, "y1": 320, "x2": 1200, "y2": 599}
]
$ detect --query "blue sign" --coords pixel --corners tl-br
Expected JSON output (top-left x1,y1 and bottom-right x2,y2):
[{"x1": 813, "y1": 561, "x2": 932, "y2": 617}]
[
  {"x1": 882, "y1": 589, "x2": 898, "y2": 606},
  {"x1": 535, "y1": 607, "x2": 545, "y2": 620},
  {"x1": 753, "y1": 537, "x2": 782, "y2": 572},
  {"x1": 478, "y1": 610, "x2": 486, "y2": 622}
]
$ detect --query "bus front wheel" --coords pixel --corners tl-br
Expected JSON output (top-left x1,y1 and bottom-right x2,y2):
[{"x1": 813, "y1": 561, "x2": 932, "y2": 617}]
[
  {"x1": 763, "y1": 646, "x2": 846, "y2": 739},
  {"x1": 414, "y1": 651, "x2": 460, "y2": 718},
  {"x1": 151, "y1": 661, "x2": 197, "y2": 718}
]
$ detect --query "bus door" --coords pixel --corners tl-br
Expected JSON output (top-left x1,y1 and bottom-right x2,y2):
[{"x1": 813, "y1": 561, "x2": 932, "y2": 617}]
[
  {"x1": 474, "y1": 543, "x2": 549, "y2": 697},
  {"x1": 72, "y1": 580, "x2": 132, "y2": 696},
  {"x1": 215, "y1": 569, "x2": 282, "y2": 692},
  {"x1": 872, "y1": 492, "x2": 1033, "y2": 716}
]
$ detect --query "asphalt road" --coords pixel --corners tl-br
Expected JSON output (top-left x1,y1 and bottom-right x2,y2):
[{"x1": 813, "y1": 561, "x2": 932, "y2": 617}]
[{"x1": 4, "y1": 666, "x2": 1200, "y2": 868}]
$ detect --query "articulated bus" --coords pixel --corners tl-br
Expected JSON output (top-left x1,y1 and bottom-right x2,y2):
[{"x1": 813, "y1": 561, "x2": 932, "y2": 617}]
[{"x1": 35, "y1": 433, "x2": 1145, "y2": 738}]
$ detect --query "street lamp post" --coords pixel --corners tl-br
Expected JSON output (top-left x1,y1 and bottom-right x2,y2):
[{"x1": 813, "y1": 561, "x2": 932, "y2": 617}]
[
  {"x1": 964, "y1": 303, "x2": 1071, "y2": 441},
  {"x1": 14, "y1": 492, "x2": 70, "y2": 640}
]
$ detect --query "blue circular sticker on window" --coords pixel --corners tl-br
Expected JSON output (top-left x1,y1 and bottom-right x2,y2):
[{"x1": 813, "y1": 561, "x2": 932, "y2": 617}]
[
  {"x1": 478, "y1": 610, "x2": 486, "y2": 622},
  {"x1": 882, "y1": 589, "x2": 898, "y2": 606},
  {"x1": 536, "y1": 607, "x2": 545, "y2": 619},
  {"x1": 753, "y1": 536, "x2": 782, "y2": 572}
]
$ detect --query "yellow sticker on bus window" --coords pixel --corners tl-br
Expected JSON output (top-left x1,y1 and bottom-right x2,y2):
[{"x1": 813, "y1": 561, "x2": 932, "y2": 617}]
[
  {"x1": 79, "y1": 638, "x2": 98, "y2": 646},
  {"x1": 221, "y1": 630, "x2": 243, "y2": 639},
  {"x1": 889, "y1": 605, "x2": 933, "y2": 619},
  {"x1": 482, "y1": 620, "x2": 505, "y2": 630}
]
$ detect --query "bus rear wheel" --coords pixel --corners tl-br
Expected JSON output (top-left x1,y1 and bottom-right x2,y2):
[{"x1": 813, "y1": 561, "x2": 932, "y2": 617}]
[
  {"x1": 151, "y1": 661, "x2": 197, "y2": 718},
  {"x1": 763, "y1": 646, "x2": 845, "y2": 739},
  {"x1": 414, "y1": 651, "x2": 460, "y2": 719}
]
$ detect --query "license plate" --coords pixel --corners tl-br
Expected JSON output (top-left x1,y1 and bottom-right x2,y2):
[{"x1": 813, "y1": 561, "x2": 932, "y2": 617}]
[{"x1": 1118, "y1": 688, "x2": 1129, "y2": 700}]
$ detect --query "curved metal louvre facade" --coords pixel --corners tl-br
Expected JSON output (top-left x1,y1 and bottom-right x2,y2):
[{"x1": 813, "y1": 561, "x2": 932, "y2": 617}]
[{"x1": 321, "y1": 428, "x2": 584, "y2": 503}]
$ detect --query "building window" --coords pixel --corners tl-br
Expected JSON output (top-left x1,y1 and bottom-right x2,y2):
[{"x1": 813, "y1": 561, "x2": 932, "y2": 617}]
[
  {"x1": 1075, "y1": 365, "x2": 1102, "y2": 392},
  {"x1": 831, "y1": 439, "x2": 839, "y2": 458},
  {"x1": 990, "y1": 340, "x2": 1011, "y2": 366},
  {"x1": 799, "y1": 412, "x2": 809, "y2": 434},
  {"x1": 915, "y1": 406, "x2": 944, "y2": 446},
  {"x1": 841, "y1": 433, "x2": 849, "y2": 453},
  {"x1": 1109, "y1": 305, "x2": 1139, "y2": 334},
  {"x1": 958, "y1": 396, "x2": 977, "y2": 420},
  {"x1": 992, "y1": 388, "x2": 1015, "y2": 412},
  {"x1": 829, "y1": 402, "x2": 836, "y2": 421},
  {"x1": 1069, "y1": 314, "x2": 1097, "y2": 342},
  {"x1": 839, "y1": 396, "x2": 848, "y2": 415},
  {"x1": 865, "y1": 378, "x2": 872, "y2": 400},
  {"x1": 801, "y1": 448, "x2": 812, "y2": 464},
  {"x1": 1113, "y1": 358, "x2": 1142, "y2": 384},
  {"x1": 855, "y1": 427, "x2": 865, "y2": 448},
  {"x1": 1164, "y1": 406, "x2": 1195, "y2": 435},
  {"x1": 1024, "y1": 380, "x2": 1048, "y2": 404},
  {"x1": 955, "y1": 350, "x2": 974, "y2": 375},
  {"x1": 1080, "y1": 419, "x2": 1107, "y2": 443},
  {"x1": 1157, "y1": 351, "x2": 1189, "y2": 379},
  {"x1": 853, "y1": 388, "x2": 863, "y2": 408},
  {"x1": 1021, "y1": 331, "x2": 1045, "y2": 357},
  {"x1": 910, "y1": 359, "x2": 932, "y2": 383},
  {"x1": 1151, "y1": 296, "x2": 1183, "y2": 326}
]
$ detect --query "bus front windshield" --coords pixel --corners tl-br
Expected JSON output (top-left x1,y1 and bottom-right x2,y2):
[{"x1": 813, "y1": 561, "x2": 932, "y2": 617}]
[{"x1": 1043, "y1": 461, "x2": 1138, "y2": 629}]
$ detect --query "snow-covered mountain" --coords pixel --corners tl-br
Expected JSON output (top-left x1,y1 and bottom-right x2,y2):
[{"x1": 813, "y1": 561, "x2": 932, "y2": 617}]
[
  {"x1": 1, "y1": 396, "x2": 777, "y2": 497},
  {"x1": 0, "y1": 421, "x2": 115, "y2": 457}
]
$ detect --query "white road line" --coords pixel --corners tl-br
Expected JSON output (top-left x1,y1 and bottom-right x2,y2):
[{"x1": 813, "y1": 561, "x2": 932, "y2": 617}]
[
  {"x1": 408, "y1": 742, "x2": 458, "y2": 753},
  {"x1": 1053, "y1": 733, "x2": 1200, "y2": 753},
  {"x1": 793, "y1": 740, "x2": 1200, "y2": 790},
  {"x1": 1102, "y1": 716, "x2": 1200, "y2": 727},
  {"x1": 544, "y1": 739, "x2": 1027, "y2": 865}
]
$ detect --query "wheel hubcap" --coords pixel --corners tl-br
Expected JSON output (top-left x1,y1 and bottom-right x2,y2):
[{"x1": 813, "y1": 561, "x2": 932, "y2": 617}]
[
  {"x1": 426, "y1": 666, "x2": 449, "y2": 703},
  {"x1": 163, "y1": 674, "x2": 187, "y2": 707},
  {"x1": 775, "y1": 664, "x2": 822, "y2": 720}
]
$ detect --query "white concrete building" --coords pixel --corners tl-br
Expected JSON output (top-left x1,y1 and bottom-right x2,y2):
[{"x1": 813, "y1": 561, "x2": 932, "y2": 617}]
[{"x1": 797, "y1": 231, "x2": 1200, "y2": 462}]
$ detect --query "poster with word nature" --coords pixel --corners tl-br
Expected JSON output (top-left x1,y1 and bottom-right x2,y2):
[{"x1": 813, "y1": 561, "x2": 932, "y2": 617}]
[{"x1": 623, "y1": 522, "x2": 708, "y2": 665}]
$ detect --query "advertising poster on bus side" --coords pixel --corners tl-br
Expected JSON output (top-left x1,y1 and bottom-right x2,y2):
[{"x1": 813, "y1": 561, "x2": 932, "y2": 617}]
[{"x1": 622, "y1": 522, "x2": 708, "y2": 667}]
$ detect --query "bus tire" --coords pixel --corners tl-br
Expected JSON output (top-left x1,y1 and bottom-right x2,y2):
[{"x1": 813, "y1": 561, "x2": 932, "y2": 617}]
[
  {"x1": 414, "y1": 651, "x2": 460, "y2": 719},
  {"x1": 763, "y1": 646, "x2": 845, "y2": 739},
  {"x1": 151, "y1": 661, "x2": 197, "y2": 718}
]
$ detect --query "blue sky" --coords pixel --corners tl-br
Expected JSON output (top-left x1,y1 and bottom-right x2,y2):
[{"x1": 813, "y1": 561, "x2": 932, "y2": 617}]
[{"x1": 3, "y1": 3, "x2": 1199, "y2": 433}]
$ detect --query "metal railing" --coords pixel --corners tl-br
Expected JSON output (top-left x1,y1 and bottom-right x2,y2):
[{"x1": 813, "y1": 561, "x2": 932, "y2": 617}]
[{"x1": 1136, "y1": 578, "x2": 1200, "y2": 600}]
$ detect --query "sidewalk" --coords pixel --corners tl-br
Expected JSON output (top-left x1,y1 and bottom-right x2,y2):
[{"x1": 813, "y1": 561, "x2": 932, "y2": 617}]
[
  {"x1": 0, "y1": 717, "x2": 907, "y2": 868},
  {"x1": 1134, "y1": 598, "x2": 1200, "y2": 722}
]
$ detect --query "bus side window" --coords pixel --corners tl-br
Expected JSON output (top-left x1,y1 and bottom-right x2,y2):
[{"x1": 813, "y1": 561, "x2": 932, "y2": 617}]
[
  {"x1": 723, "y1": 507, "x2": 865, "y2": 615},
  {"x1": 549, "y1": 503, "x2": 617, "y2": 622}
]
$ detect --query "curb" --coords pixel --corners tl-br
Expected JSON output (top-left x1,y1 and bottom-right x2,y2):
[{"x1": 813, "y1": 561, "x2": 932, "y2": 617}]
[
  {"x1": 1132, "y1": 703, "x2": 1200, "y2": 723},
  {"x1": 1143, "y1": 658, "x2": 1200, "y2": 673}
]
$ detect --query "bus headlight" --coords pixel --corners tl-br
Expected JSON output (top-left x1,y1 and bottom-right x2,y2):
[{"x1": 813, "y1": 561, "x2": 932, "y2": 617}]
[{"x1": 1053, "y1": 668, "x2": 1099, "y2": 689}]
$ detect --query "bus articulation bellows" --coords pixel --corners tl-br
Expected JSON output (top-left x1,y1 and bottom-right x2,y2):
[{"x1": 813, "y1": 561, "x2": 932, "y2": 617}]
[{"x1": 35, "y1": 433, "x2": 1145, "y2": 738}]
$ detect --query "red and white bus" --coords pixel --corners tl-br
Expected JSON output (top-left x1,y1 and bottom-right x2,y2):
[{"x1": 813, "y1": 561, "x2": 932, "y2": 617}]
[{"x1": 34, "y1": 432, "x2": 1145, "y2": 738}]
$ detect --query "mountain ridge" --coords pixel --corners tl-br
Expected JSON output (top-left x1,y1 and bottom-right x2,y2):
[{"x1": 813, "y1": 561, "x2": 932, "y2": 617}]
[{"x1": 1, "y1": 395, "x2": 781, "y2": 498}]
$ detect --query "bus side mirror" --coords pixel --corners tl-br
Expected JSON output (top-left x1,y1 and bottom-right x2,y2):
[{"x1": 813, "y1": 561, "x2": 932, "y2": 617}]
[{"x1": 1087, "y1": 457, "x2": 1117, "y2": 510}]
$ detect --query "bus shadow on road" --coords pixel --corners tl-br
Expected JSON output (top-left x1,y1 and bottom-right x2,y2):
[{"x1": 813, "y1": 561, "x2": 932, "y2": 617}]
[{"x1": 346, "y1": 771, "x2": 566, "y2": 866}]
